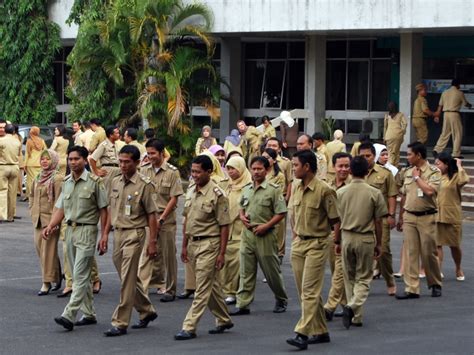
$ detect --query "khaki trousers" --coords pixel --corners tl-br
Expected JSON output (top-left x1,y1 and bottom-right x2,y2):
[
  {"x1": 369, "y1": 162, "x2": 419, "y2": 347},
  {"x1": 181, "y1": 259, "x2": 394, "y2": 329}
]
[
  {"x1": 434, "y1": 112, "x2": 463, "y2": 157},
  {"x1": 220, "y1": 238, "x2": 241, "y2": 297},
  {"x1": 182, "y1": 237, "x2": 231, "y2": 332},
  {"x1": 324, "y1": 252, "x2": 347, "y2": 312},
  {"x1": 341, "y1": 231, "x2": 375, "y2": 324},
  {"x1": 0, "y1": 165, "x2": 19, "y2": 220},
  {"x1": 34, "y1": 227, "x2": 61, "y2": 283},
  {"x1": 386, "y1": 137, "x2": 403, "y2": 166},
  {"x1": 375, "y1": 219, "x2": 395, "y2": 287},
  {"x1": 184, "y1": 240, "x2": 197, "y2": 291},
  {"x1": 236, "y1": 231, "x2": 288, "y2": 309},
  {"x1": 291, "y1": 237, "x2": 329, "y2": 336},
  {"x1": 276, "y1": 217, "x2": 286, "y2": 257},
  {"x1": 62, "y1": 225, "x2": 97, "y2": 322},
  {"x1": 412, "y1": 117, "x2": 428, "y2": 144},
  {"x1": 112, "y1": 228, "x2": 156, "y2": 329},
  {"x1": 402, "y1": 212, "x2": 442, "y2": 294},
  {"x1": 138, "y1": 228, "x2": 165, "y2": 290}
]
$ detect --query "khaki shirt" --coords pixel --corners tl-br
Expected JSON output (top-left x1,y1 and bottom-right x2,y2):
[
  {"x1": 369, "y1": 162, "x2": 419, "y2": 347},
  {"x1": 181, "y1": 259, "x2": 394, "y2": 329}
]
[
  {"x1": 337, "y1": 179, "x2": 387, "y2": 234},
  {"x1": 240, "y1": 180, "x2": 287, "y2": 229},
  {"x1": 437, "y1": 170, "x2": 469, "y2": 224},
  {"x1": 399, "y1": 162, "x2": 441, "y2": 212},
  {"x1": 439, "y1": 86, "x2": 470, "y2": 112},
  {"x1": 243, "y1": 126, "x2": 262, "y2": 152},
  {"x1": 366, "y1": 164, "x2": 398, "y2": 204},
  {"x1": 292, "y1": 176, "x2": 339, "y2": 237},
  {"x1": 276, "y1": 155, "x2": 292, "y2": 188},
  {"x1": 141, "y1": 162, "x2": 183, "y2": 214},
  {"x1": 79, "y1": 129, "x2": 95, "y2": 150},
  {"x1": 317, "y1": 144, "x2": 330, "y2": 164},
  {"x1": 91, "y1": 139, "x2": 119, "y2": 166},
  {"x1": 267, "y1": 170, "x2": 286, "y2": 191},
  {"x1": 263, "y1": 125, "x2": 276, "y2": 139},
  {"x1": 315, "y1": 151, "x2": 328, "y2": 181},
  {"x1": 51, "y1": 136, "x2": 69, "y2": 165},
  {"x1": 89, "y1": 126, "x2": 106, "y2": 152},
  {"x1": 128, "y1": 140, "x2": 147, "y2": 157},
  {"x1": 326, "y1": 140, "x2": 346, "y2": 173},
  {"x1": 55, "y1": 170, "x2": 109, "y2": 224},
  {"x1": 29, "y1": 176, "x2": 62, "y2": 228},
  {"x1": 183, "y1": 179, "x2": 230, "y2": 237},
  {"x1": 384, "y1": 112, "x2": 408, "y2": 141},
  {"x1": 350, "y1": 141, "x2": 361, "y2": 158},
  {"x1": 0, "y1": 135, "x2": 21, "y2": 165},
  {"x1": 327, "y1": 176, "x2": 352, "y2": 191},
  {"x1": 109, "y1": 172, "x2": 157, "y2": 228},
  {"x1": 412, "y1": 95, "x2": 429, "y2": 119}
]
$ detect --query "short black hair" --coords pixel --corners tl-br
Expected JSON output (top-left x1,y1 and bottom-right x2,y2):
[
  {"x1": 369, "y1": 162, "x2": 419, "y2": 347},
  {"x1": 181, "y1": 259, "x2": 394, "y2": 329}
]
[
  {"x1": 192, "y1": 154, "x2": 213, "y2": 171},
  {"x1": 126, "y1": 127, "x2": 138, "y2": 141},
  {"x1": 266, "y1": 137, "x2": 282, "y2": 148},
  {"x1": 437, "y1": 151, "x2": 458, "y2": 180},
  {"x1": 262, "y1": 115, "x2": 270, "y2": 123},
  {"x1": 145, "y1": 138, "x2": 165, "y2": 152},
  {"x1": 119, "y1": 144, "x2": 140, "y2": 161},
  {"x1": 105, "y1": 125, "x2": 117, "y2": 138},
  {"x1": 67, "y1": 145, "x2": 88, "y2": 159},
  {"x1": 312, "y1": 132, "x2": 325, "y2": 142},
  {"x1": 332, "y1": 152, "x2": 352, "y2": 166},
  {"x1": 90, "y1": 119, "x2": 101, "y2": 126},
  {"x1": 293, "y1": 149, "x2": 317, "y2": 174},
  {"x1": 0, "y1": 119, "x2": 6, "y2": 124},
  {"x1": 358, "y1": 142, "x2": 376, "y2": 156},
  {"x1": 264, "y1": 148, "x2": 281, "y2": 175},
  {"x1": 83, "y1": 121, "x2": 91, "y2": 129},
  {"x1": 250, "y1": 156, "x2": 270, "y2": 169},
  {"x1": 144, "y1": 128, "x2": 155, "y2": 139},
  {"x1": 452, "y1": 78, "x2": 460, "y2": 87},
  {"x1": 72, "y1": 120, "x2": 82, "y2": 126},
  {"x1": 5, "y1": 124, "x2": 14, "y2": 134},
  {"x1": 350, "y1": 156, "x2": 369, "y2": 178},
  {"x1": 299, "y1": 134, "x2": 313, "y2": 147},
  {"x1": 56, "y1": 124, "x2": 66, "y2": 136},
  {"x1": 408, "y1": 141, "x2": 427, "y2": 159}
]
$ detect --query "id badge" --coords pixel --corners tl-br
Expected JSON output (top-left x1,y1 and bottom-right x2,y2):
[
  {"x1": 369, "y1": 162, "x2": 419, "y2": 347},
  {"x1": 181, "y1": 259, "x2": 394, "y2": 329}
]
[
  {"x1": 125, "y1": 204, "x2": 131, "y2": 216},
  {"x1": 417, "y1": 188, "x2": 423, "y2": 198}
]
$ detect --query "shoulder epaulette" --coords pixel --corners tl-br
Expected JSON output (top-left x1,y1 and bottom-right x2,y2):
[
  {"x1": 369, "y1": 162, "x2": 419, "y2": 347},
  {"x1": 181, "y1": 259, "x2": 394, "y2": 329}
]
[
  {"x1": 166, "y1": 162, "x2": 178, "y2": 171},
  {"x1": 220, "y1": 177, "x2": 229, "y2": 182},
  {"x1": 281, "y1": 156, "x2": 289, "y2": 161},
  {"x1": 430, "y1": 165, "x2": 440, "y2": 172},
  {"x1": 89, "y1": 174, "x2": 100, "y2": 182},
  {"x1": 63, "y1": 174, "x2": 71, "y2": 181},
  {"x1": 139, "y1": 174, "x2": 152, "y2": 184},
  {"x1": 269, "y1": 182, "x2": 280, "y2": 189},
  {"x1": 380, "y1": 165, "x2": 391, "y2": 173},
  {"x1": 213, "y1": 186, "x2": 224, "y2": 197}
]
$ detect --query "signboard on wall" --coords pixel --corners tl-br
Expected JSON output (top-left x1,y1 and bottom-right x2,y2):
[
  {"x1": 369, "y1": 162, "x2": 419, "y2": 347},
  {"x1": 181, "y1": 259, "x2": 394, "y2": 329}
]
[{"x1": 423, "y1": 79, "x2": 451, "y2": 93}]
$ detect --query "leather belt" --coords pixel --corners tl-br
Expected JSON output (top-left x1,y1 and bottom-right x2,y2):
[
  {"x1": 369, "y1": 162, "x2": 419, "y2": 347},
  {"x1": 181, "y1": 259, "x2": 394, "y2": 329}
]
[
  {"x1": 298, "y1": 236, "x2": 319, "y2": 240},
  {"x1": 115, "y1": 227, "x2": 143, "y2": 231},
  {"x1": 444, "y1": 110, "x2": 460, "y2": 113},
  {"x1": 405, "y1": 210, "x2": 437, "y2": 216},
  {"x1": 191, "y1": 236, "x2": 219, "y2": 242},
  {"x1": 102, "y1": 163, "x2": 119, "y2": 167},
  {"x1": 66, "y1": 221, "x2": 96, "y2": 227}
]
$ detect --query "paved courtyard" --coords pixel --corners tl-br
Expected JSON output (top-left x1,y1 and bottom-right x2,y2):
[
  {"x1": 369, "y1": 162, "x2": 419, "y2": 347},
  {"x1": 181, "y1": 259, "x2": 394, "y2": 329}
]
[{"x1": 1, "y1": 200, "x2": 473, "y2": 354}]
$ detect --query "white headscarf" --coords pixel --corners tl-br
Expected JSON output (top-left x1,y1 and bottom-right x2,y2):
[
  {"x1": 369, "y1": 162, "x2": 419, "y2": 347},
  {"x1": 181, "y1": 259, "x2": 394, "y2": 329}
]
[{"x1": 374, "y1": 143, "x2": 398, "y2": 176}]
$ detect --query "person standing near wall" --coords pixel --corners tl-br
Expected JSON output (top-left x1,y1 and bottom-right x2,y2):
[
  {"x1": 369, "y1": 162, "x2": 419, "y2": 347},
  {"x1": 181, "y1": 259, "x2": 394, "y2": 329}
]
[
  {"x1": 412, "y1": 83, "x2": 437, "y2": 145},
  {"x1": 384, "y1": 101, "x2": 407, "y2": 167}
]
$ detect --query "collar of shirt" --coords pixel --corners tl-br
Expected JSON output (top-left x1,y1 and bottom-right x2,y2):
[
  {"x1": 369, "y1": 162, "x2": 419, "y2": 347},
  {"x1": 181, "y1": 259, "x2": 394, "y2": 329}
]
[
  {"x1": 120, "y1": 172, "x2": 139, "y2": 185},
  {"x1": 298, "y1": 175, "x2": 319, "y2": 191},
  {"x1": 351, "y1": 178, "x2": 365, "y2": 184},
  {"x1": 196, "y1": 180, "x2": 214, "y2": 195},
  {"x1": 251, "y1": 179, "x2": 268, "y2": 191},
  {"x1": 419, "y1": 161, "x2": 430, "y2": 173},
  {"x1": 73, "y1": 169, "x2": 89, "y2": 183}
]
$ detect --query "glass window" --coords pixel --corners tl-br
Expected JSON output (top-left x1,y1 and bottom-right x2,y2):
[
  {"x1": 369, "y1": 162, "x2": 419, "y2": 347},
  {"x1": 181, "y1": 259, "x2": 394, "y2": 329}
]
[
  {"x1": 53, "y1": 62, "x2": 63, "y2": 104},
  {"x1": 289, "y1": 42, "x2": 305, "y2": 58},
  {"x1": 423, "y1": 58, "x2": 455, "y2": 78},
  {"x1": 213, "y1": 43, "x2": 221, "y2": 60},
  {"x1": 349, "y1": 40, "x2": 370, "y2": 58},
  {"x1": 262, "y1": 61, "x2": 286, "y2": 108},
  {"x1": 326, "y1": 61, "x2": 346, "y2": 110},
  {"x1": 456, "y1": 62, "x2": 474, "y2": 84},
  {"x1": 245, "y1": 43, "x2": 265, "y2": 59},
  {"x1": 286, "y1": 60, "x2": 305, "y2": 109},
  {"x1": 267, "y1": 42, "x2": 287, "y2": 59},
  {"x1": 244, "y1": 61, "x2": 265, "y2": 108},
  {"x1": 327, "y1": 41, "x2": 347, "y2": 58},
  {"x1": 372, "y1": 41, "x2": 392, "y2": 58},
  {"x1": 347, "y1": 61, "x2": 369, "y2": 110},
  {"x1": 347, "y1": 119, "x2": 362, "y2": 134},
  {"x1": 371, "y1": 60, "x2": 391, "y2": 111}
]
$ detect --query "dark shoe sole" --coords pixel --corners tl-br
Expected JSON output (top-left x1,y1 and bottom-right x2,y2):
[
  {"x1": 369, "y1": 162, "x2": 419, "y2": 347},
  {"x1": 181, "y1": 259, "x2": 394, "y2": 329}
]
[
  {"x1": 104, "y1": 328, "x2": 127, "y2": 337},
  {"x1": 174, "y1": 332, "x2": 197, "y2": 340},
  {"x1": 208, "y1": 323, "x2": 234, "y2": 334},
  {"x1": 54, "y1": 317, "x2": 73, "y2": 331},
  {"x1": 286, "y1": 338, "x2": 308, "y2": 350},
  {"x1": 342, "y1": 307, "x2": 354, "y2": 329},
  {"x1": 74, "y1": 318, "x2": 97, "y2": 326}
]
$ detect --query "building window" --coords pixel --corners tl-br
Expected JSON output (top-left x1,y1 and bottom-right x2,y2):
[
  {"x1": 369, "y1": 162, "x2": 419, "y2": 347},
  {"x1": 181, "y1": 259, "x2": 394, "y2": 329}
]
[
  {"x1": 244, "y1": 42, "x2": 305, "y2": 110},
  {"x1": 53, "y1": 46, "x2": 72, "y2": 124}
]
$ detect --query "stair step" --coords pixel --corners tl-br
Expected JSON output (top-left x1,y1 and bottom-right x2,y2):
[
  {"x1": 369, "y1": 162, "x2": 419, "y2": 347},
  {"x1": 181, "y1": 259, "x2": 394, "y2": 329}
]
[{"x1": 462, "y1": 192, "x2": 474, "y2": 202}]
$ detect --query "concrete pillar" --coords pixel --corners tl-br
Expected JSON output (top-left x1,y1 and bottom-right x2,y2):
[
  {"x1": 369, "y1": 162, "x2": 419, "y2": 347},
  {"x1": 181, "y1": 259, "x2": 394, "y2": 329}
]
[
  {"x1": 219, "y1": 37, "x2": 242, "y2": 143},
  {"x1": 305, "y1": 35, "x2": 326, "y2": 134},
  {"x1": 399, "y1": 33, "x2": 423, "y2": 150}
]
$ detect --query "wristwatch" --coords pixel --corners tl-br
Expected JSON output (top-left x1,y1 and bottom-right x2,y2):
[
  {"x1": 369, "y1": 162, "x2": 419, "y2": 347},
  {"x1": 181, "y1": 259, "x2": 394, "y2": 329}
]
[
  {"x1": 159, "y1": 219, "x2": 165, "y2": 225},
  {"x1": 413, "y1": 176, "x2": 420, "y2": 182}
]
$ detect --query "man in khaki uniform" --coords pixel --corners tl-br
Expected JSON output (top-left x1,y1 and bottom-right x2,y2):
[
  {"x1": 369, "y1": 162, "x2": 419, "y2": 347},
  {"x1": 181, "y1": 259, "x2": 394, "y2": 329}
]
[
  {"x1": 312, "y1": 132, "x2": 330, "y2": 162},
  {"x1": 296, "y1": 134, "x2": 327, "y2": 182},
  {"x1": 89, "y1": 119, "x2": 106, "y2": 153},
  {"x1": 412, "y1": 83, "x2": 437, "y2": 144},
  {"x1": 43, "y1": 146, "x2": 109, "y2": 331},
  {"x1": 433, "y1": 78, "x2": 472, "y2": 158},
  {"x1": 98, "y1": 145, "x2": 158, "y2": 336},
  {"x1": 396, "y1": 142, "x2": 443, "y2": 299},
  {"x1": 89, "y1": 126, "x2": 121, "y2": 192},
  {"x1": 78, "y1": 121, "x2": 95, "y2": 150},
  {"x1": 337, "y1": 156, "x2": 387, "y2": 329},
  {"x1": 359, "y1": 142, "x2": 398, "y2": 295},
  {"x1": 326, "y1": 130, "x2": 346, "y2": 181},
  {"x1": 286, "y1": 150, "x2": 340, "y2": 350},
  {"x1": 139, "y1": 139, "x2": 183, "y2": 302},
  {"x1": 0, "y1": 121, "x2": 21, "y2": 222},
  {"x1": 237, "y1": 120, "x2": 262, "y2": 166},
  {"x1": 230, "y1": 156, "x2": 288, "y2": 315},
  {"x1": 323, "y1": 152, "x2": 351, "y2": 320},
  {"x1": 175, "y1": 154, "x2": 232, "y2": 340},
  {"x1": 72, "y1": 120, "x2": 83, "y2": 146},
  {"x1": 124, "y1": 127, "x2": 146, "y2": 158}
]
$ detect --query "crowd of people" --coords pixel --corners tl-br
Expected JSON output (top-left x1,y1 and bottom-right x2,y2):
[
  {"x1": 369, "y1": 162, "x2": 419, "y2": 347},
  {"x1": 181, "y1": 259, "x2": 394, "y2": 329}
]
[{"x1": 0, "y1": 78, "x2": 470, "y2": 349}]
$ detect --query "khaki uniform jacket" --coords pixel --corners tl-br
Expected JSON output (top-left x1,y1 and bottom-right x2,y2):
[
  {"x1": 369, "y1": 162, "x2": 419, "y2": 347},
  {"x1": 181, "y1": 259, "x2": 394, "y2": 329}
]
[
  {"x1": 195, "y1": 137, "x2": 217, "y2": 156},
  {"x1": 439, "y1": 86, "x2": 471, "y2": 111},
  {"x1": 128, "y1": 140, "x2": 147, "y2": 158},
  {"x1": 91, "y1": 139, "x2": 119, "y2": 166},
  {"x1": 263, "y1": 125, "x2": 276, "y2": 139},
  {"x1": 412, "y1": 95, "x2": 429, "y2": 119},
  {"x1": 326, "y1": 140, "x2": 346, "y2": 173},
  {"x1": 317, "y1": 144, "x2": 330, "y2": 164},
  {"x1": 366, "y1": 164, "x2": 398, "y2": 204},
  {"x1": 384, "y1": 112, "x2": 408, "y2": 141},
  {"x1": 0, "y1": 135, "x2": 21, "y2": 165},
  {"x1": 109, "y1": 172, "x2": 157, "y2": 228},
  {"x1": 183, "y1": 180, "x2": 230, "y2": 237},
  {"x1": 51, "y1": 136, "x2": 69, "y2": 165},
  {"x1": 437, "y1": 170, "x2": 469, "y2": 224},
  {"x1": 243, "y1": 126, "x2": 262, "y2": 152},
  {"x1": 267, "y1": 170, "x2": 286, "y2": 191},
  {"x1": 292, "y1": 177, "x2": 339, "y2": 238},
  {"x1": 89, "y1": 127, "x2": 106, "y2": 152},
  {"x1": 276, "y1": 155, "x2": 292, "y2": 188},
  {"x1": 79, "y1": 129, "x2": 95, "y2": 150},
  {"x1": 29, "y1": 176, "x2": 63, "y2": 228}
]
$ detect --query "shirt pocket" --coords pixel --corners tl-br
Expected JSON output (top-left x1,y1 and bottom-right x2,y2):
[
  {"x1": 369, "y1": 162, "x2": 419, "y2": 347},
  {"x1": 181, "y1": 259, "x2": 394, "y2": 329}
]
[
  {"x1": 158, "y1": 181, "x2": 171, "y2": 195},
  {"x1": 110, "y1": 190, "x2": 120, "y2": 207},
  {"x1": 183, "y1": 198, "x2": 192, "y2": 215},
  {"x1": 78, "y1": 189, "x2": 93, "y2": 209},
  {"x1": 200, "y1": 201, "x2": 214, "y2": 214},
  {"x1": 261, "y1": 198, "x2": 272, "y2": 207}
]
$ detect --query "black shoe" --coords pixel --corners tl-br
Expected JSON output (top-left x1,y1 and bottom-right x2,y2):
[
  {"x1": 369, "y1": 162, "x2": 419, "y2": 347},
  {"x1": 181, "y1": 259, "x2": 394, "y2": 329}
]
[
  {"x1": 74, "y1": 317, "x2": 97, "y2": 326},
  {"x1": 278, "y1": 255, "x2": 284, "y2": 265},
  {"x1": 57, "y1": 289, "x2": 72, "y2": 298},
  {"x1": 177, "y1": 290, "x2": 194, "y2": 299},
  {"x1": 131, "y1": 312, "x2": 158, "y2": 329},
  {"x1": 342, "y1": 306, "x2": 354, "y2": 329},
  {"x1": 431, "y1": 285, "x2": 442, "y2": 297},
  {"x1": 208, "y1": 322, "x2": 234, "y2": 334},
  {"x1": 37, "y1": 284, "x2": 52, "y2": 296},
  {"x1": 104, "y1": 327, "x2": 127, "y2": 337},
  {"x1": 160, "y1": 294, "x2": 175, "y2": 303},
  {"x1": 334, "y1": 310, "x2": 344, "y2": 318},
  {"x1": 352, "y1": 322, "x2": 363, "y2": 327},
  {"x1": 273, "y1": 300, "x2": 287, "y2": 313},
  {"x1": 324, "y1": 308, "x2": 334, "y2": 321},
  {"x1": 308, "y1": 332, "x2": 331, "y2": 344},
  {"x1": 395, "y1": 292, "x2": 420, "y2": 300},
  {"x1": 54, "y1": 316, "x2": 74, "y2": 331},
  {"x1": 174, "y1": 330, "x2": 196, "y2": 340},
  {"x1": 286, "y1": 333, "x2": 308, "y2": 350},
  {"x1": 230, "y1": 307, "x2": 250, "y2": 316},
  {"x1": 51, "y1": 277, "x2": 63, "y2": 292}
]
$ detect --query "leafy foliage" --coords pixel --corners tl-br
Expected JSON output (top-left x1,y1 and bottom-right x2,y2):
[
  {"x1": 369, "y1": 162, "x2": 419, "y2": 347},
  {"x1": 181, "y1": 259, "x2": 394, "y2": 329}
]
[{"x1": 0, "y1": 1, "x2": 61, "y2": 124}]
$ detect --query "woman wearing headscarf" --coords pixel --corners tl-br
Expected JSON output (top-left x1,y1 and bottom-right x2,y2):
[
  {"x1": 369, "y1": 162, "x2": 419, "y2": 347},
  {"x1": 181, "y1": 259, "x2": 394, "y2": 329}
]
[
  {"x1": 221, "y1": 156, "x2": 252, "y2": 305},
  {"x1": 435, "y1": 152, "x2": 468, "y2": 281},
  {"x1": 29, "y1": 149, "x2": 62, "y2": 295},
  {"x1": 25, "y1": 127, "x2": 47, "y2": 198},
  {"x1": 374, "y1": 143, "x2": 398, "y2": 177},
  {"x1": 200, "y1": 150, "x2": 228, "y2": 189},
  {"x1": 262, "y1": 148, "x2": 286, "y2": 189},
  {"x1": 383, "y1": 101, "x2": 407, "y2": 167},
  {"x1": 208, "y1": 144, "x2": 228, "y2": 177},
  {"x1": 195, "y1": 125, "x2": 217, "y2": 156},
  {"x1": 223, "y1": 129, "x2": 241, "y2": 155},
  {"x1": 50, "y1": 125, "x2": 69, "y2": 176}
]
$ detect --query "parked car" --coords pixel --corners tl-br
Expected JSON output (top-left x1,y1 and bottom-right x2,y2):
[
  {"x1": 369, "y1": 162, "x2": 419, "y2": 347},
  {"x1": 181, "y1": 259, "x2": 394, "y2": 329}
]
[{"x1": 17, "y1": 125, "x2": 55, "y2": 153}]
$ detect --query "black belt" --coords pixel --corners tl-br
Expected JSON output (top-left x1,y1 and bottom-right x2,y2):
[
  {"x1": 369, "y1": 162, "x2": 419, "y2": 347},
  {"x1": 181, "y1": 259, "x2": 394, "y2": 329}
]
[
  {"x1": 66, "y1": 221, "x2": 96, "y2": 227},
  {"x1": 191, "y1": 236, "x2": 219, "y2": 241},
  {"x1": 405, "y1": 210, "x2": 437, "y2": 216},
  {"x1": 102, "y1": 163, "x2": 119, "y2": 167},
  {"x1": 115, "y1": 227, "x2": 144, "y2": 231},
  {"x1": 298, "y1": 236, "x2": 319, "y2": 240},
  {"x1": 444, "y1": 111, "x2": 460, "y2": 113}
]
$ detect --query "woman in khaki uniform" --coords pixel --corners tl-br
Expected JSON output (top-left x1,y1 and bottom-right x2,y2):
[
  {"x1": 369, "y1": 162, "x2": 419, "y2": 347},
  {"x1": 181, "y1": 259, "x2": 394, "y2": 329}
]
[
  {"x1": 435, "y1": 153, "x2": 468, "y2": 281},
  {"x1": 25, "y1": 127, "x2": 47, "y2": 198},
  {"x1": 50, "y1": 125, "x2": 70, "y2": 176},
  {"x1": 383, "y1": 101, "x2": 407, "y2": 167},
  {"x1": 195, "y1": 125, "x2": 217, "y2": 156},
  {"x1": 29, "y1": 149, "x2": 62, "y2": 295},
  {"x1": 221, "y1": 156, "x2": 252, "y2": 305}
]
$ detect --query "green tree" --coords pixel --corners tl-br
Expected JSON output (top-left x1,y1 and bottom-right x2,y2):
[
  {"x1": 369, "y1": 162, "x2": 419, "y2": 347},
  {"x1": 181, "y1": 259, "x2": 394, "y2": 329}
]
[{"x1": 0, "y1": 1, "x2": 61, "y2": 124}]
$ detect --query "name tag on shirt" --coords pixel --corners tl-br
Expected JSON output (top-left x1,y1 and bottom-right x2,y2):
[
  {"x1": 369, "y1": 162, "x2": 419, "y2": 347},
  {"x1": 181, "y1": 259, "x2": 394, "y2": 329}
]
[
  {"x1": 125, "y1": 205, "x2": 131, "y2": 216},
  {"x1": 417, "y1": 188, "x2": 423, "y2": 198}
]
